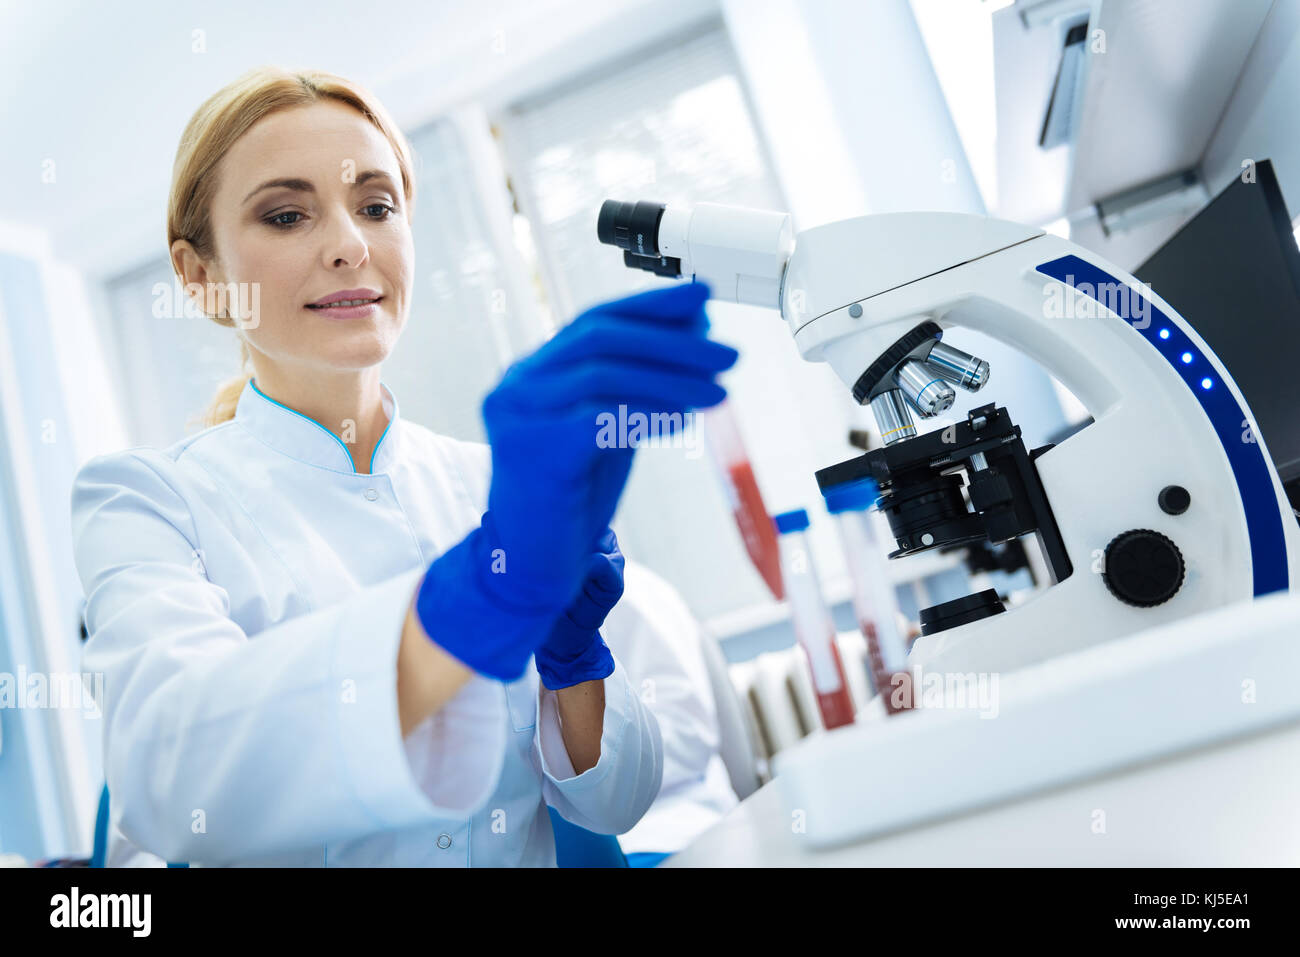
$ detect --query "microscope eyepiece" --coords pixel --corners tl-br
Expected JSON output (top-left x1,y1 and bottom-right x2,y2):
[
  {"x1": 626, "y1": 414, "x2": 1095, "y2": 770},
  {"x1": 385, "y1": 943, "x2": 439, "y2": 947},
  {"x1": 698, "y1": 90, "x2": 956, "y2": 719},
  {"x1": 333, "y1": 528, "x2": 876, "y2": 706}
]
[
  {"x1": 597, "y1": 197, "x2": 793, "y2": 308},
  {"x1": 623, "y1": 250, "x2": 682, "y2": 278},
  {"x1": 597, "y1": 199, "x2": 667, "y2": 257}
]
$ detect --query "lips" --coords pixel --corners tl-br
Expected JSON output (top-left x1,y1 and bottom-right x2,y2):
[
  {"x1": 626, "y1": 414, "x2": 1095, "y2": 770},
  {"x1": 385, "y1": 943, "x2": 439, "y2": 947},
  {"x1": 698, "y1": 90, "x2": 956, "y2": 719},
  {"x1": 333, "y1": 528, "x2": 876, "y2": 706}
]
[
  {"x1": 307, "y1": 298, "x2": 381, "y2": 310},
  {"x1": 307, "y1": 288, "x2": 382, "y2": 308}
]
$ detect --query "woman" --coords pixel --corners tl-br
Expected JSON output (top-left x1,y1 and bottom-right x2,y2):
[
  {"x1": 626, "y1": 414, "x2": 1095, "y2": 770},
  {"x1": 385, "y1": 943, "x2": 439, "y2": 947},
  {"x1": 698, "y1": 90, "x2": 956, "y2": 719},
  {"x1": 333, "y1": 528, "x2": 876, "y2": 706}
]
[{"x1": 70, "y1": 66, "x2": 737, "y2": 866}]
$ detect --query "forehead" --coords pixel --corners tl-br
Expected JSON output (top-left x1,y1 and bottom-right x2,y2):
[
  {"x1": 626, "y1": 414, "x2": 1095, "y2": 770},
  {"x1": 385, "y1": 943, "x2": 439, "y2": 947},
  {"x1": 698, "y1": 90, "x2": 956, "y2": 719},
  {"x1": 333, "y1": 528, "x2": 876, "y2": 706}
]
[{"x1": 217, "y1": 100, "x2": 400, "y2": 194}]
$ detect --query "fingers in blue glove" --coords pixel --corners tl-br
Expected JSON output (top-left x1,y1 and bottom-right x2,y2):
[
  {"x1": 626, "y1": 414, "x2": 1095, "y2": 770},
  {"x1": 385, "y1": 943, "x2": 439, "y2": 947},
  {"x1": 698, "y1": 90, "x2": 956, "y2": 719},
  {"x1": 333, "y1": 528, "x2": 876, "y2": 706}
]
[
  {"x1": 594, "y1": 526, "x2": 619, "y2": 554},
  {"x1": 535, "y1": 318, "x2": 739, "y2": 375},
  {"x1": 507, "y1": 364, "x2": 729, "y2": 413},
  {"x1": 560, "y1": 538, "x2": 626, "y2": 632},
  {"x1": 579, "y1": 282, "x2": 712, "y2": 339},
  {"x1": 475, "y1": 281, "x2": 725, "y2": 634},
  {"x1": 583, "y1": 552, "x2": 624, "y2": 599},
  {"x1": 581, "y1": 280, "x2": 712, "y2": 326}
]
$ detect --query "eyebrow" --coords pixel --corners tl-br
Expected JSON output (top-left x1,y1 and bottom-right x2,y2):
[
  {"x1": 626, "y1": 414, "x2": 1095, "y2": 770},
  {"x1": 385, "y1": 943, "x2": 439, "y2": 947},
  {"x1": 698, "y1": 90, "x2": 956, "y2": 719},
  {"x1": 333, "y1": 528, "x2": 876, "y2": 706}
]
[{"x1": 242, "y1": 169, "x2": 399, "y2": 205}]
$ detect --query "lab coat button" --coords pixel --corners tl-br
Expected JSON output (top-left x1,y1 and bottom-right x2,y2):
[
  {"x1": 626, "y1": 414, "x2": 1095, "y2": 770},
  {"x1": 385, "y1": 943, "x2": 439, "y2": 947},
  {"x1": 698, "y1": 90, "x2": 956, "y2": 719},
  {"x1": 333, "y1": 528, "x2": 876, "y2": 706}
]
[
  {"x1": 363, "y1": 488, "x2": 379, "y2": 501},
  {"x1": 436, "y1": 833, "x2": 453, "y2": 849}
]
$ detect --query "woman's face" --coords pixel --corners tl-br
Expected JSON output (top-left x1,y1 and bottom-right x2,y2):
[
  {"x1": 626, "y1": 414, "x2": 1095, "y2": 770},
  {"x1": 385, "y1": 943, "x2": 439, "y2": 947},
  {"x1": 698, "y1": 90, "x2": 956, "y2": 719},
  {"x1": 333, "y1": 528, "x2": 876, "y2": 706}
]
[{"x1": 187, "y1": 100, "x2": 414, "y2": 375}]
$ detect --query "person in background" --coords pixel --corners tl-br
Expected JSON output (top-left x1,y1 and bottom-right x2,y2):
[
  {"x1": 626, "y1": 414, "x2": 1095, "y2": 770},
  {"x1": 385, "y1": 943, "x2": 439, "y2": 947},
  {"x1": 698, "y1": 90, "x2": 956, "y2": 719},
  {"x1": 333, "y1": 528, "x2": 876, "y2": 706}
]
[{"x1": 602, "y1": 559, "x2": 741, "y2": 867}]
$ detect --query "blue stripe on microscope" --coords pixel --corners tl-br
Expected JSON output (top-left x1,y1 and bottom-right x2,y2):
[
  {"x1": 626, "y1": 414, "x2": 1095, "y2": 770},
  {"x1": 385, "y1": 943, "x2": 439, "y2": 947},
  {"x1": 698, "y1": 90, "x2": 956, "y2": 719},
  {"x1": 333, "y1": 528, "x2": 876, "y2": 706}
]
[{"x1": 1035, "y1": 254, "x2": 1288, "y2": 596}]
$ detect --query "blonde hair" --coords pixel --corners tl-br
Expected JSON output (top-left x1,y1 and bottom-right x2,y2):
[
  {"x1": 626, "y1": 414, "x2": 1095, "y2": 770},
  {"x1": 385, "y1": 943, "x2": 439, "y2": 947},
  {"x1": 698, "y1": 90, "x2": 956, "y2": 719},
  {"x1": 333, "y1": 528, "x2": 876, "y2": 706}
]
[{"x1": 169, "y1": 66, "x2": 416, "y2": 429}]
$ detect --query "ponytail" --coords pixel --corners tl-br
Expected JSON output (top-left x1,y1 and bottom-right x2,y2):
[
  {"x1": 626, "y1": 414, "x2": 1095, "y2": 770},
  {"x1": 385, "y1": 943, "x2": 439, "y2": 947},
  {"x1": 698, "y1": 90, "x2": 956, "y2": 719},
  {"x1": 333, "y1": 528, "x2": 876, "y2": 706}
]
[{"x1": 188, "y1": 336, "x2": 253, "y2": 431}]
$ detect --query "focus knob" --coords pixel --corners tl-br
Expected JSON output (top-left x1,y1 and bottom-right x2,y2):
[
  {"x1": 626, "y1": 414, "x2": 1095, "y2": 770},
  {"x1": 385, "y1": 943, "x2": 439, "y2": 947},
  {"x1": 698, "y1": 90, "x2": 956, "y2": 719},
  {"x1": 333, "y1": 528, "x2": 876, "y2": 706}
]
[{"x1": 1102, "y1": 529, "x2": 1185, "y2": 607}]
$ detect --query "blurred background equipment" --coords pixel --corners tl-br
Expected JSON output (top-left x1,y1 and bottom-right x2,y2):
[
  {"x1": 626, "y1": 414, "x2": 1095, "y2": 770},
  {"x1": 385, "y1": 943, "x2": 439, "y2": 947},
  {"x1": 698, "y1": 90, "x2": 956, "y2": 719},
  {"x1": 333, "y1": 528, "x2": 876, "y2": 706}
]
[{"x1": 1135, "y1": 158, "x2": 1300, "y2": 515}]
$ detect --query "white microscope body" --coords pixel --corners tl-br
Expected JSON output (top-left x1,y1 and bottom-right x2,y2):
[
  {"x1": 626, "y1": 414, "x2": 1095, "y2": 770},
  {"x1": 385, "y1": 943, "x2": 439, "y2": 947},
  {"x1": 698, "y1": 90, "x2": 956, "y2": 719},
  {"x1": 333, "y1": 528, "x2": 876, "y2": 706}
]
[
  {"x1": 598, "y1": 200, "x2": 1300, "y2": 676},
  {"x1": 600, "y1": 200, "x2": 1300, "y2": 851}
]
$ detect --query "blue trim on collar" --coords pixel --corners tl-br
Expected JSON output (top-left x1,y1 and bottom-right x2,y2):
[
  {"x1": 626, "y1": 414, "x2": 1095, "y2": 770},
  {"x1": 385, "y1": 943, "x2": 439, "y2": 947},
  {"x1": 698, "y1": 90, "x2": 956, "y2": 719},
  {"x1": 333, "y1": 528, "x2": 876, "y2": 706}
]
[
  {"x1": 369, "y1": 414, "x2": 393, "y2": 474},
  {"x1": 249, "y1": 378, "x2": 357, "y2": 471},
  {"x1": 245, "y1": 377, "x2": 397, "y2": 475}
]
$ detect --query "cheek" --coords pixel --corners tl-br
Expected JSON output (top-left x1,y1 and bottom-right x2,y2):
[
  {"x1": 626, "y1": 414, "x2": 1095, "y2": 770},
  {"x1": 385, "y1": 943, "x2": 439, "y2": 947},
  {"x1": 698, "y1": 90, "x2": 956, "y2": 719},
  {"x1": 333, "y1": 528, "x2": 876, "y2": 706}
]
[
  {"x1": 377, "y1": 228, "x2": 415, "y2": 293},
  {"x1": 231, "y1": 239, "x2": 313, "y2": 316},
  {"x1": 221, "y1": 240, "x2": 309, "y2": 344},
  {"x1": 243, "y1": 239, "x2": 310, "y2": 291}
]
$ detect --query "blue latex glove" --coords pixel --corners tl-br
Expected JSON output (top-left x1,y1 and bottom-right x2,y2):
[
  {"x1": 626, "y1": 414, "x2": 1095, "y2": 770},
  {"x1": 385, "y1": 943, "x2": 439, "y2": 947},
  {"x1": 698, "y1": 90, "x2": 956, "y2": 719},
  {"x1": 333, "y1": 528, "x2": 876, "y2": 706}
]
[
  {"x1": 416, "y1": 281, "x2": 736, "y2": 681},
  {"x1": 535, "y1": 527, "x2": 624, "y2": 690}
]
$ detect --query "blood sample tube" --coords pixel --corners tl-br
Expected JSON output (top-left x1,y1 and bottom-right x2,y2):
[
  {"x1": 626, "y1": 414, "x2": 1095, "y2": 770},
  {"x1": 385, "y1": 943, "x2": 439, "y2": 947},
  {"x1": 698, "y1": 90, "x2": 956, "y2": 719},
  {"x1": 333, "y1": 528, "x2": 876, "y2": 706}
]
[
  {"x1": 772, "y1": 509, "x2": 855, "y2": 730},
  {"x1": 821, "y1": 478, "x2": 915, "y2": 715},
  {"x1": 703, "y1": 401, "x2": 784, "y2": 600}
]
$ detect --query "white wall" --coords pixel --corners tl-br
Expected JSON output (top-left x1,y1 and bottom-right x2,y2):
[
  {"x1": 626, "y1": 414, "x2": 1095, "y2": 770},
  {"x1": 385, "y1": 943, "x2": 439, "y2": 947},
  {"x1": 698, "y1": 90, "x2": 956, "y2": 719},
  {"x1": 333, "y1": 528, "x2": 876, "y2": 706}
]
[
  {"x1": 0, "y1": 220, "x2": 111, "y2": 858},
  {"x1": 1202, "y1": 0, "x2": 1300, "y2": 205},
  {"x1": 1060, "y1": 0, "x2": 1300, "y2": 274},
  {"x1": 725, "y1": 0, "x2": 1067, "y2": 453}
]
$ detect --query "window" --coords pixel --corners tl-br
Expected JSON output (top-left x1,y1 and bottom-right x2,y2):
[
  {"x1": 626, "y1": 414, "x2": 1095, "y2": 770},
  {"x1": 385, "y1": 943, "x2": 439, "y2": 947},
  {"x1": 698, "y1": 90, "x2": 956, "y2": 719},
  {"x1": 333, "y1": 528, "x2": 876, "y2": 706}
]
[
  {"x1": 105, "y1": 257, "x2": 234, "y2": 446},
  {"x1": 383, "y1": 110, "x2": 544, "y2": 442}
]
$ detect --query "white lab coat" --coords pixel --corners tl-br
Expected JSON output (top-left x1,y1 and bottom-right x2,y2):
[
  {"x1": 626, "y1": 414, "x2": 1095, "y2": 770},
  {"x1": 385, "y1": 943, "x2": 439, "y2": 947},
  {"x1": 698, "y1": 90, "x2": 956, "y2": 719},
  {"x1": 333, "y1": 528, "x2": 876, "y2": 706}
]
[{"x1": 70, "y1": 377, "x2": 663, "y2": 866}]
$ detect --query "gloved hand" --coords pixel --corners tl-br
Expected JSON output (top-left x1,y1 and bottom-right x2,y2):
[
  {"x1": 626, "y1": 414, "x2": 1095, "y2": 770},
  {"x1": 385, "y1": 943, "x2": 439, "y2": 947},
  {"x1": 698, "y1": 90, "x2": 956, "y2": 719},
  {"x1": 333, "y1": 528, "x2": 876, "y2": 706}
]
[
  {"x1": 535, "y1": 527, "x2": 624, "y2": 690},
  {"x1": 416, "y1": 281, "x2": 736, "y2": 681}
]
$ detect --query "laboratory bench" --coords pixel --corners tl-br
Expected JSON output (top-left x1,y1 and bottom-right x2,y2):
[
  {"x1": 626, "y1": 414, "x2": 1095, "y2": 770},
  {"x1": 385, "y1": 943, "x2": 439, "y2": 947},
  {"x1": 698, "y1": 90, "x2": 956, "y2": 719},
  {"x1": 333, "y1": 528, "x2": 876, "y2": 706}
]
[{"x1": 666, "y1": 714, "x2": 1300, "y2": 866}]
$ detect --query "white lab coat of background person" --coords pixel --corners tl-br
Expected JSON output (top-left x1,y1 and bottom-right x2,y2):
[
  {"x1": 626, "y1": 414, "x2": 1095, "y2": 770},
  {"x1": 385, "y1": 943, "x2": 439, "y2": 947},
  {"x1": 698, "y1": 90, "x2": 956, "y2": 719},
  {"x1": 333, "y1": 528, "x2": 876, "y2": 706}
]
[
  {"x1": 70, "y1": 376, "x2": 663, "y2": 867},
  {"x1": 601, "y1": 562, "x2": 740, "y2": 855}
]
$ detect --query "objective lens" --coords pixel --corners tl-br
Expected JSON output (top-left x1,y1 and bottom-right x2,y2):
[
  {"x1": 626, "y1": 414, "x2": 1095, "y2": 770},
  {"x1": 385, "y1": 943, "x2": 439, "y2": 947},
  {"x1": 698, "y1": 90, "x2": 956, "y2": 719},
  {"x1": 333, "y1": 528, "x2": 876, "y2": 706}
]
[
  {"x1": 896, "y1": 360, "x2": 956, "y2": 417},
  {"x1": 870, "y1": 390, "x2": 916, "y2": 445},
  {"x1": 597, "y1": 199, "x2": 667, "y2": 258},
  {"x1": 923, "y1": 341, "x2": 990, "y2": 392}
]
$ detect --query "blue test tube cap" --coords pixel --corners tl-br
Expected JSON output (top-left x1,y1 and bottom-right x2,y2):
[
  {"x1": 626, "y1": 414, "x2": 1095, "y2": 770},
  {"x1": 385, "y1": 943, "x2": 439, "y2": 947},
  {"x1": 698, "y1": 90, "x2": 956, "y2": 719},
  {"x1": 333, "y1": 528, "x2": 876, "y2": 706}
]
[
  {"x1": 821, "y1": 477, "x2": 881, "y2": 514},
  {"x1": 772, "y1": 508, "x2": 810, "y2": 535}
]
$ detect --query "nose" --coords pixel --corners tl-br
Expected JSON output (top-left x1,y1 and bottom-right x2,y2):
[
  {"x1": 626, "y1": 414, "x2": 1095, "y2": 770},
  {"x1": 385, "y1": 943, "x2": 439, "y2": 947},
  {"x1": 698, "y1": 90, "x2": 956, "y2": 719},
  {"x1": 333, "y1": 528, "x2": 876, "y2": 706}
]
[{"x1": 320, "y1": 205, "x2": 370, "y2": 269}]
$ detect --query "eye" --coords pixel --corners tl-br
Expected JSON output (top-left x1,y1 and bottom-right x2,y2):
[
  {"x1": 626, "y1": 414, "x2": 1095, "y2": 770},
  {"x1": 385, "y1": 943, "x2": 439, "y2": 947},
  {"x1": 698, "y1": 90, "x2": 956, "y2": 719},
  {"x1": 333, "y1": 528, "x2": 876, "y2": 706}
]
[
  {"x1": 264, "y1": 210, "x2": 303, "y2": 229},
  {"x1": 364, "y1": 203, "x2": 396, "y2": 220}
]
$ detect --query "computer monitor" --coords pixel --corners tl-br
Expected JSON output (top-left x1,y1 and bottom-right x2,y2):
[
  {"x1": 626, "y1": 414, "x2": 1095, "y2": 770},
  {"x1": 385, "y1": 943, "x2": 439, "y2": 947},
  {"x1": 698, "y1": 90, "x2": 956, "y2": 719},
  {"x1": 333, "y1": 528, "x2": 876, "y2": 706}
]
[{"x1": 1136, "y1": 159, "x2": 1300, "y2": 504}]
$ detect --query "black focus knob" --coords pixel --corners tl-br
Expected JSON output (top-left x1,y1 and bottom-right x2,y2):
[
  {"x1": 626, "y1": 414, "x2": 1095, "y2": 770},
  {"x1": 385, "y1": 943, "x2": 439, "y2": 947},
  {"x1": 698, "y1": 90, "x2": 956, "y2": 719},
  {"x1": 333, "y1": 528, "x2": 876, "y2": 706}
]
[
  {"x1": 1158, "y1": 485, "x2": 1191, "y2": 515},
  {"x1": 1102, "y1": 529, "x2": 1185, "y2": 607}
]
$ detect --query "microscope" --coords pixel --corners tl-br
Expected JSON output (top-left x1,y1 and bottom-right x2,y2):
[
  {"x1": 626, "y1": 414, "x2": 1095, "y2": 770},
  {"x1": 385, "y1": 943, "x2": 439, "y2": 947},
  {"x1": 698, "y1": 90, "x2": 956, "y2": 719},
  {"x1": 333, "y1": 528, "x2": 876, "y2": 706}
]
[{"x1": 597, "y1": 199, "x2": 1300, "y2": 676}]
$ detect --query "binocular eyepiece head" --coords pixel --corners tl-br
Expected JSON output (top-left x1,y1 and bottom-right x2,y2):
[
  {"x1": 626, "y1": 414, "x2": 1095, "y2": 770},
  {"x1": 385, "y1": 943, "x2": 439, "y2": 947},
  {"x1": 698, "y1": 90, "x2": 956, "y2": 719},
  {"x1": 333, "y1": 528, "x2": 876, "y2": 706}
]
[
  {"x1": 598, "y1": 199, "x2": 683, "y2": 277},
  {"x1": 597, "y1": 199, "x2": 666, "y2": 257}
]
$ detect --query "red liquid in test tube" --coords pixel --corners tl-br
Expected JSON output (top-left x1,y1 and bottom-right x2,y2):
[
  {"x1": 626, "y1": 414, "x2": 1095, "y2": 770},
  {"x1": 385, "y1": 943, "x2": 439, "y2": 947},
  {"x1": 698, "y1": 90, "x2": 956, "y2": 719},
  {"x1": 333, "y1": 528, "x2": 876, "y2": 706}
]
[
  {"x1": 704, "y1": 402, "x2": 784, "y2": 600},
  {"x1": 801, "y1": 634, "x2": 857, "y2": 730},
  {"x1": 860, "y1": 619, "x2": 914, "y2": 715},
  {"x1": 775, "y1": 508, "x2": 856, "y2": 731},
  {"x1": 726, "y1": 460, "x2": 785, "y2": 600},
  {"x1": 825, "y1": 478, "x2": 915, "y2": 716}
]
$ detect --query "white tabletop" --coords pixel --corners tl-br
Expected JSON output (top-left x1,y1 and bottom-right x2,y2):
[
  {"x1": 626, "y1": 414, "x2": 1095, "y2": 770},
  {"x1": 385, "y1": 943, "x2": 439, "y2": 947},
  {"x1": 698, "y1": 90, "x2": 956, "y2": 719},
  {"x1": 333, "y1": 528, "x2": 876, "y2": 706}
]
[{"x1": 665, "y1": 717, "x2": 1300, "y2": 866}]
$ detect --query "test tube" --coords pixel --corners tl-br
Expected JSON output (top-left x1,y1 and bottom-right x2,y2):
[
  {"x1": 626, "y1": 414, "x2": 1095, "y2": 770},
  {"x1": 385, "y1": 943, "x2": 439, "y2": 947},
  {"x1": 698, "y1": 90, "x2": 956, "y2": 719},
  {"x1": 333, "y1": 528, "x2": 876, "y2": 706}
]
[
  {"x1": 821, "y1": 478, "x2": 915, "y2": 715},
  {"x1": 772, "y1": 509, "x2": 856, "y2": 730},
  {"x1": 703, "y1": 401, "x2": 784, "y2": 600}
]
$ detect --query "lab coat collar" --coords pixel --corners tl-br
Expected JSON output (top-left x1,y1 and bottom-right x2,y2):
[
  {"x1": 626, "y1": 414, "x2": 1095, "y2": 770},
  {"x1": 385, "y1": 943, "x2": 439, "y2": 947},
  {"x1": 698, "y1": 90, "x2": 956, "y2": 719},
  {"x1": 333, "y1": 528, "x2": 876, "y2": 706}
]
[{"x1": 235, "y1": 377, "x2": 401, "y2": 475}]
